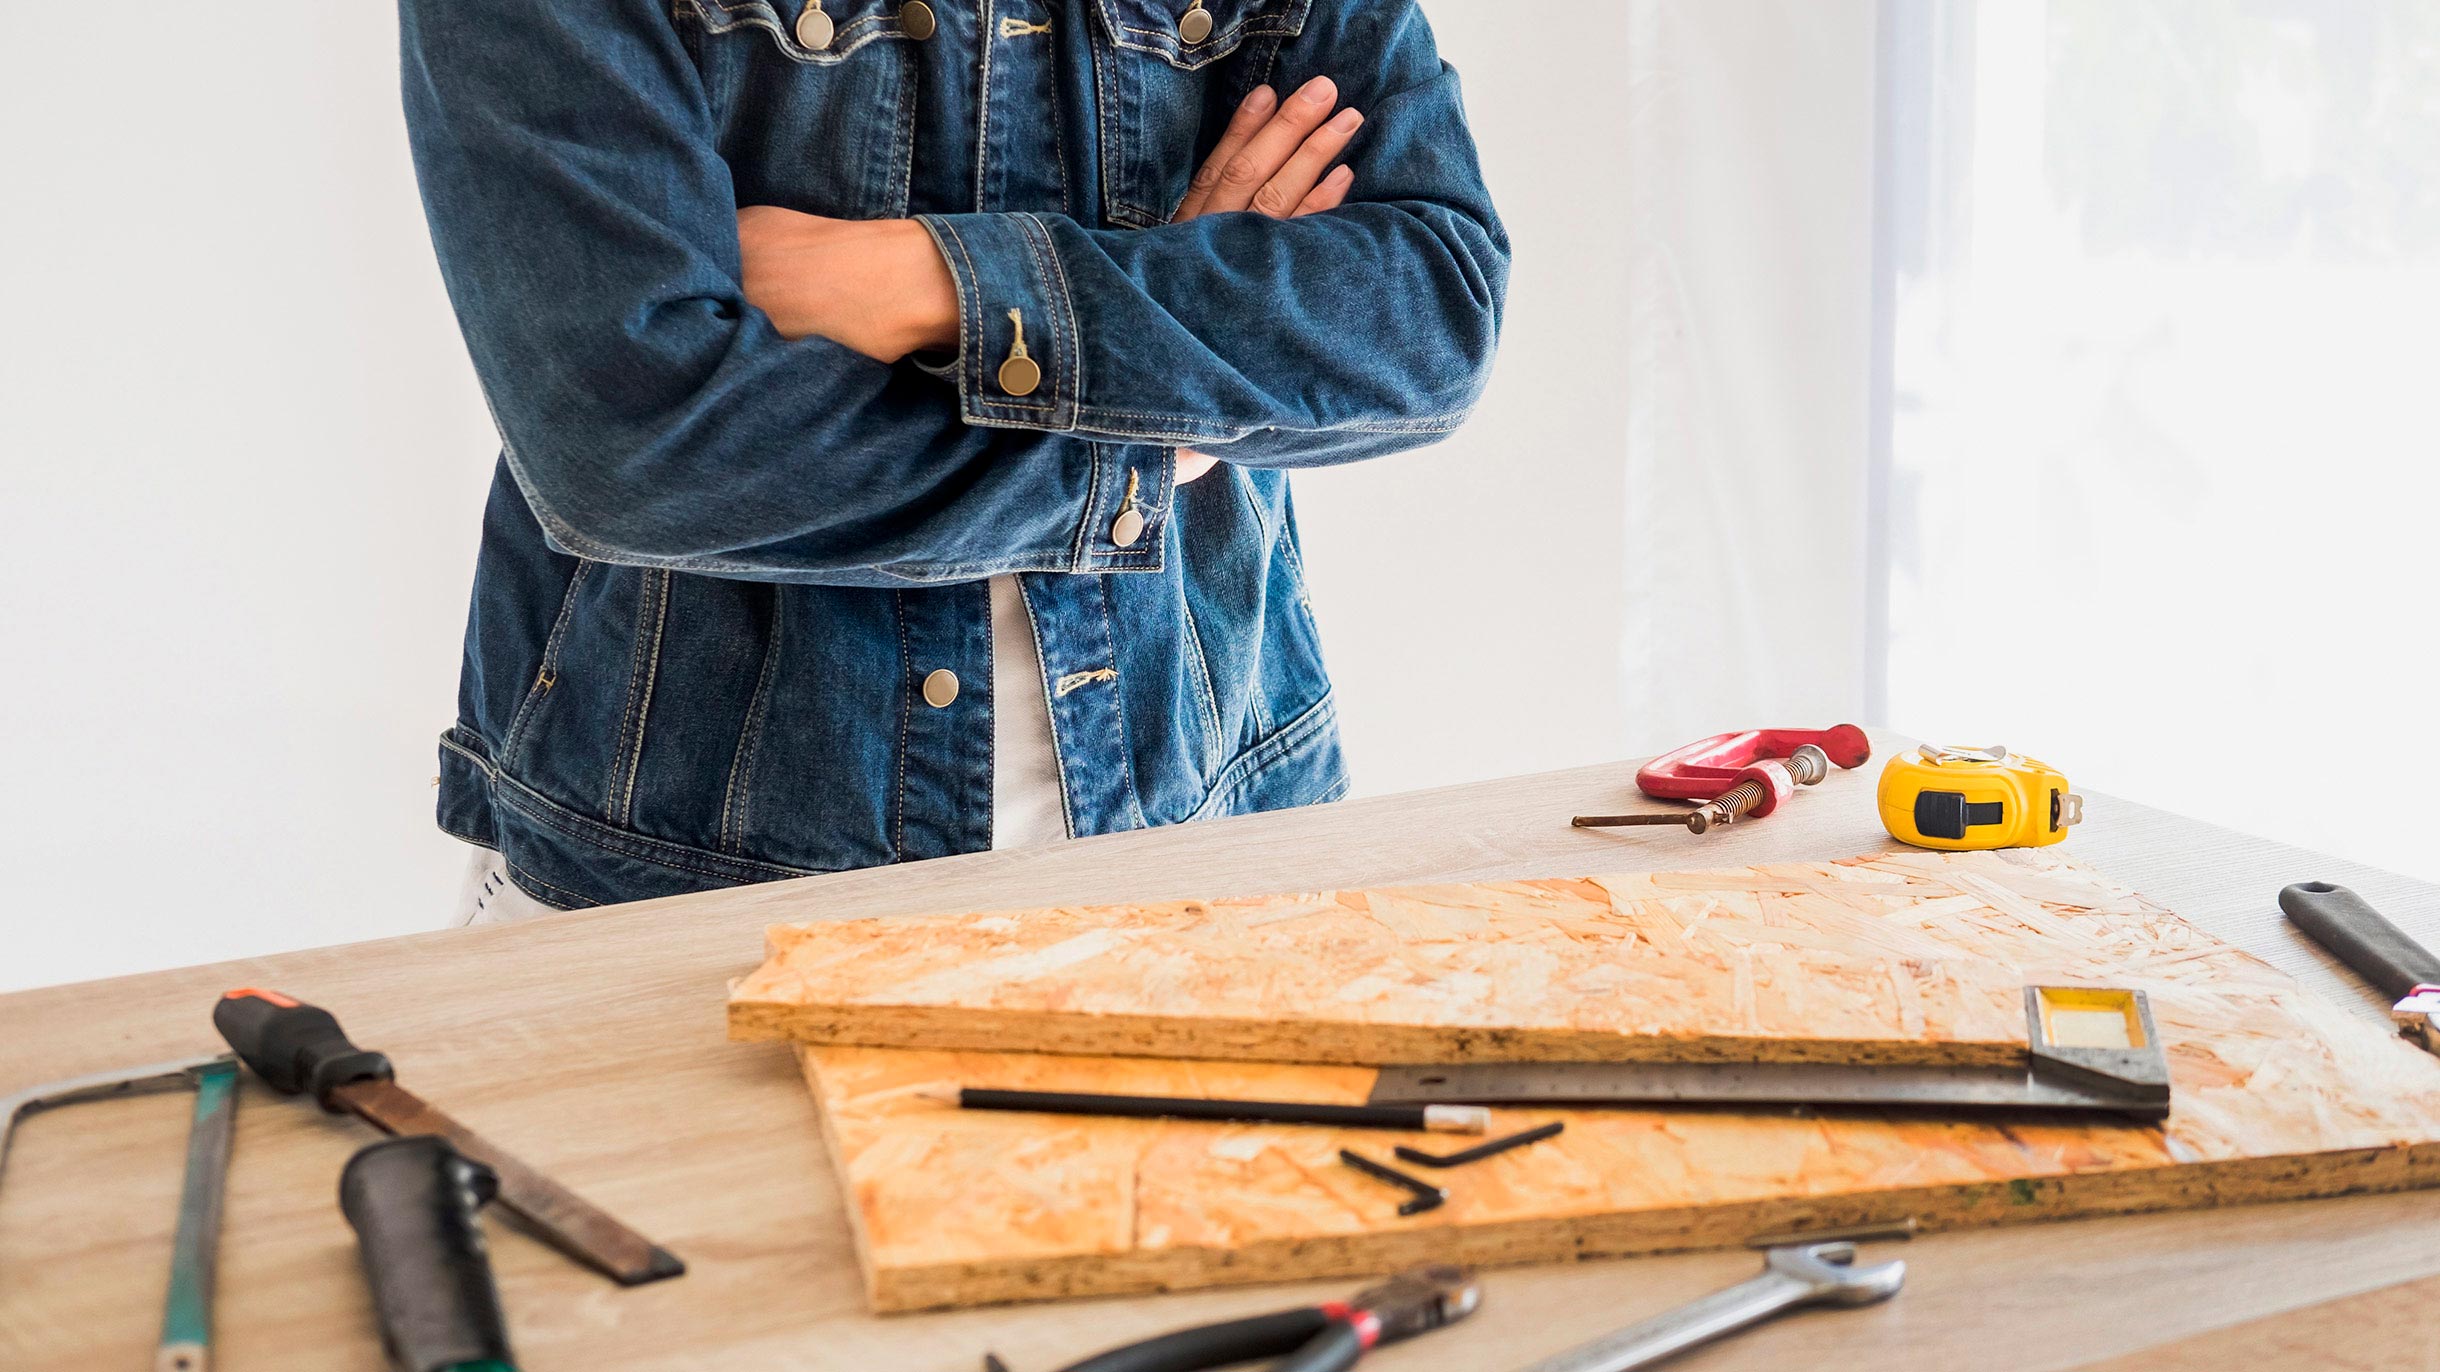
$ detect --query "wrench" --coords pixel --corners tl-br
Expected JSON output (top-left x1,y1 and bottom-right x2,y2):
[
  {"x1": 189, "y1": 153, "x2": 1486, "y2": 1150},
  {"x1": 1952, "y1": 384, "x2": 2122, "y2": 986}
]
[{"x1": 1514, "y1": 1241, "x2": 1905, "y2": 1372}]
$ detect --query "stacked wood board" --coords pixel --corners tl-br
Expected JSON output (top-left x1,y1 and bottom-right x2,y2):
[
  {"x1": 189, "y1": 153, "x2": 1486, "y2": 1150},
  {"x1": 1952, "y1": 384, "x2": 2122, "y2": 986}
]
[
  {"x1": 730, "y1": 865, "x2": 2037, "y2": 1066},
  {"x1": 729, "y1": 849, "x2": 2440, "y2": 1312}
]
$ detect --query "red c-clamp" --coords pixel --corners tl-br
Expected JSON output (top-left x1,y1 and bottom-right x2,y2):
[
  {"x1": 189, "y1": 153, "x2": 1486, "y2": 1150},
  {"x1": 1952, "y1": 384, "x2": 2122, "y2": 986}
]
[{"x1": 1573, "y1": 725, "x2": 1872, "y2": 834}]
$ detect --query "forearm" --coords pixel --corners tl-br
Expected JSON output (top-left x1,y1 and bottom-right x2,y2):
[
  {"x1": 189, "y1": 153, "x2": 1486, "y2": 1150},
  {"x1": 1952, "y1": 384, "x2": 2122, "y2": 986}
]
[
  {"x1": 921, "y1": 199, "x2": 1503, "y2": 460},
  {"x1": 496, "y1": 325, "x2": 1179, "y2": 585},
  {"x1": 735, "y1": 212, "x2": 961, "y2": 364},
  {"x1": 738, "y1": 33, "x2": 1500, "y2": 474},
  {"x1": 915, "y1": 15, "x2": 1506, "y2": 465}
]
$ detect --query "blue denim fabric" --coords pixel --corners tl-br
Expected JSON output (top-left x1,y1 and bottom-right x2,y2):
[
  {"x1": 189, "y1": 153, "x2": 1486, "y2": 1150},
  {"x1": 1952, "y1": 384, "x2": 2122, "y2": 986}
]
[{"x1": 402, "y1": 0, "x2": 1508, "y2": 908}]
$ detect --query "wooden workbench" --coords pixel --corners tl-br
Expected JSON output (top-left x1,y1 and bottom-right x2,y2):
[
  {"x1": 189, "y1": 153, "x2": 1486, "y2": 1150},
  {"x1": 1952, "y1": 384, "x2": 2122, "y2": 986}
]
[{"x1": 4, "y1": 730, "x2": 2436, "y2": 1370}]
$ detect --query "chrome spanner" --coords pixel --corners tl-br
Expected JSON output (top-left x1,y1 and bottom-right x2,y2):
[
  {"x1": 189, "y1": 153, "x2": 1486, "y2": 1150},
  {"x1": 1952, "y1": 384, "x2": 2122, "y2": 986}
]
[{"x1": 1515, "y1": 1241, "x2": 1905, "y2": 1372}]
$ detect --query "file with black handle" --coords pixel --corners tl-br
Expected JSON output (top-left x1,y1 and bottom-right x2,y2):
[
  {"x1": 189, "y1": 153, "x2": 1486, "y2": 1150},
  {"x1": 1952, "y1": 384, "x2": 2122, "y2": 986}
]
[
  {"x1": 2279, "y1": 881, "x2": 2440, "y2": 1054},
  {"x1": 213, "y1": 988, "x2": 684, "y2": 1285}
]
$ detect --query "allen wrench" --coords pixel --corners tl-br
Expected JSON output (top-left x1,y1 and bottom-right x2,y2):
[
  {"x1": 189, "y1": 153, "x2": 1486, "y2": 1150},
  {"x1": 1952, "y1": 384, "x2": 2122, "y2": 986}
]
[
  {"x1": 1339, "y1": 1149, "x2": 1447, "y2": 1215},
  {"x1": 1395, "y1": 1121, "x2": 1565, "y2": 1169}
]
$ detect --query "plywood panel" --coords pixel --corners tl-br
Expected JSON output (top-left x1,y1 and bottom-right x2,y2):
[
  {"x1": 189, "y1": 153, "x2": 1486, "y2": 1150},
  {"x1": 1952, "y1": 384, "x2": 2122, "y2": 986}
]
[
  {"x1": 733, "y1": 862, "x2": 2054, "y2": 1067},
  {"x1": 793, "y1": 851, "x2": 2440, "y2": 1311}
]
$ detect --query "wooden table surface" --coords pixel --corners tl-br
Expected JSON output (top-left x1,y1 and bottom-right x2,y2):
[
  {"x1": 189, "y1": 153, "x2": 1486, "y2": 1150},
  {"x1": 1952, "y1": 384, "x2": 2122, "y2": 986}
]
[{"x1": 4, "y1": 729, "x2": 2436, "y2": 1371}]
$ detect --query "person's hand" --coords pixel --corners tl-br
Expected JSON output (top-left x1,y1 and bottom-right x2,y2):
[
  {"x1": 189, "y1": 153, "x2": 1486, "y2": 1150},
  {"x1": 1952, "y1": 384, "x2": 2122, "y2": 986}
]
[
  {"x1": 735, "y1": 209, "x2": 959, "y2": 363},
  {"x1": 1171, "y1": 77, "x2": 1364, "y2": 484},
  {"x1": 1175, "y1": 77, "x2": 1361, "y2": 222}
]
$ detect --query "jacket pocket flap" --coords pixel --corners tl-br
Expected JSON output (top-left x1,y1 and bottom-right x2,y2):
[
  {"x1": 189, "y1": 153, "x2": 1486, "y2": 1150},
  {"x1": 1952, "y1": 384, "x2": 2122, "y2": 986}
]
[
  {"x1": 1092, "y1": 0, "x2": 1311, "y2": 70},
  {"x1": 679, "y1": 0, "x2": 909, "y2": 64}
]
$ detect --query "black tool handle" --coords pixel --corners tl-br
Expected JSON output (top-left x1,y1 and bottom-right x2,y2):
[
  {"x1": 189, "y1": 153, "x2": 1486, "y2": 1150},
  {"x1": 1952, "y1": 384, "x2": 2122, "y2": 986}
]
[
  {"x1": 2280, "y1": 882, "x2": 2440, "y2": 1001},
  {"x1": 1056, "y1": 1309, "x2": 1331, "y2": 1372},
  {"x1": 1267, "y1": 1321, "x2": 1366, "y2": 1372},
  {"x1": 340, "y1": 1136, "x2": 514, "y2": 1372},
  {"x1": 958, "y1": 1088, "x2": 1435, "y2": 1132},
  {"x1": 213, "y1": 988, "x2": 394, "y2": 1110}
]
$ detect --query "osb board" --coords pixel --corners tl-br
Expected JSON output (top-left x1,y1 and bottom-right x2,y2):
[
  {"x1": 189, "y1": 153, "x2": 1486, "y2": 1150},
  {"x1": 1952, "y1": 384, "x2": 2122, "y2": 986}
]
[
  {"x1": 792, "y1": 850, "x2": 2440, "y2": 1312},
  {"x1": 735, "y1": 859, "x2": 2063, "y2": 1067}
]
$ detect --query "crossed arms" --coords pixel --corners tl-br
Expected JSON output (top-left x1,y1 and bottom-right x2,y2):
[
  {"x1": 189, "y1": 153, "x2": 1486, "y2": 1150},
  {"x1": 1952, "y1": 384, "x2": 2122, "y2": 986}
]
[
  {"x1": 399, "y1": 0, "x2": 1508, "y2": 586},
  {"x1": 738, "y1": 75, "x2": 1370, "y2": 486}
]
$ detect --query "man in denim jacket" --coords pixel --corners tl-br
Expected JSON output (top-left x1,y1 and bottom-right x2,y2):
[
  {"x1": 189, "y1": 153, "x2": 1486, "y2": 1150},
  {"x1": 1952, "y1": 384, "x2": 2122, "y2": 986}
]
[{"x1": 401, "y1": 0, "x2": 1508, "y2": 914}]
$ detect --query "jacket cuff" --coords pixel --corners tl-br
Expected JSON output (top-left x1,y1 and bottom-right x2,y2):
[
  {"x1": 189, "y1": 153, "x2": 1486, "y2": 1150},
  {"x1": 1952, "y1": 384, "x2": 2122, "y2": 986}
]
[
  {"x1": 915, "y1": 211, "x2": 1082, "y2": 432},
  {"x1": 1075, "y1": 443, "x2": 1174, "y2": 573}
]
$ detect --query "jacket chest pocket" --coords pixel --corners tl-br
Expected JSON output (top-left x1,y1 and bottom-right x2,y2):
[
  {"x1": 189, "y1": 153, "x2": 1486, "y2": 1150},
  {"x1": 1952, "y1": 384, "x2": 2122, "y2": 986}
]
[
  {"x1": 676, "y1": 0, "x2": 920, "y2": 218},
  {"x1": 1090, "y1": 0, "x2": 1311, "y2": 229}
]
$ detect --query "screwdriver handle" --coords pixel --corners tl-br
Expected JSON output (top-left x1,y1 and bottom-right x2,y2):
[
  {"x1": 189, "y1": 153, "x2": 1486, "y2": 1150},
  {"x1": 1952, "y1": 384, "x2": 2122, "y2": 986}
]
[
  {"x1": 2281, "y1": 882, "x2": 2440, "y2": 1002},
  {"x1": 213, "y1": 988, "x2": 395, "y2": 1111},
  {"x1": 340, "y1": 1136, "x2": 517, "y2": 1372}
]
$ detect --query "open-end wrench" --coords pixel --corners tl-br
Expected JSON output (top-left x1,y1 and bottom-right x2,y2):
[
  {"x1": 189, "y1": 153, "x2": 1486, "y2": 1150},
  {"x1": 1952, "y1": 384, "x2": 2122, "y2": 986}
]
[{"x1": 1513, "y1": 1241, "x2": 1905, "y2": 1372}]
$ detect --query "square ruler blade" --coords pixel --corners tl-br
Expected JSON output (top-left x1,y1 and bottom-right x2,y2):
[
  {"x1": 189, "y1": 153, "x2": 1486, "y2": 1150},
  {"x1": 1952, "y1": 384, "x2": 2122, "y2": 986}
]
[{"x1": 1368, "y1": 987, "x2": 2171, "y2": 1123}]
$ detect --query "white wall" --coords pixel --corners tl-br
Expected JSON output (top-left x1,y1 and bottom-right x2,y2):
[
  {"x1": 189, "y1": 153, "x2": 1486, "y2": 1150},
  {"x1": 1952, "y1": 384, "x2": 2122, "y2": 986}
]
[
  {"x1": 1617, "y1": 2, "x2": 1879, "y2": 744},
  {"x1": 1879, "y1": 1, "x2": 2440, "y2": 884},
  {"x1": 3, "y1": 3, "x2": 1694, "y2": 992},
  {"x1": 1301, "y1": 1, "x2": 1883, "y2": 790},
  {"x1": 2, "y1": 8, "x2": 492, "y2": 990},
  {"x1": 1295, "y1": 1, "x2": 1636, "y2": 793}
]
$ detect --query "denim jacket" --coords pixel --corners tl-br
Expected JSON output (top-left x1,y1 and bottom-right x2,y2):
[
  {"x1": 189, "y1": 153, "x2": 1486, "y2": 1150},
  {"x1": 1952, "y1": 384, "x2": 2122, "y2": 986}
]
[{"x1": 401, "y1": 0, "x2": 1508, "y2": 908}]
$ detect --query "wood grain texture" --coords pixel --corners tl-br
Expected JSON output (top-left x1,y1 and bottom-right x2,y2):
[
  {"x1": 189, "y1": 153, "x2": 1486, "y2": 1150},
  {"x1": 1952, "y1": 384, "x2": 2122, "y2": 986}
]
[
  {"x1": 731, "y1": 862, "x2": 2047, "y2": 1067},
  {"x1": 797, "y1": 849, "x2": 2440, "y2": 1311},
  {"x1": 2073, "y1": 1267, "x2": 2440, "y2": 1370},
  {"x1": 7, "y1": 734, "x2": 2440, "y2": 1371}
]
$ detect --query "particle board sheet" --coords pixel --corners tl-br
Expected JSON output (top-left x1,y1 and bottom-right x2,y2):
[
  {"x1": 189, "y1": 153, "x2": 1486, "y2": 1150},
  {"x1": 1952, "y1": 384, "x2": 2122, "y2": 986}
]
[
  {"x1": 733, "y1": 858, "x2": 2053, "y2": 1067},
  {"x1": 784, "y1": 851, "x2": 2440, "y2": 1312}
]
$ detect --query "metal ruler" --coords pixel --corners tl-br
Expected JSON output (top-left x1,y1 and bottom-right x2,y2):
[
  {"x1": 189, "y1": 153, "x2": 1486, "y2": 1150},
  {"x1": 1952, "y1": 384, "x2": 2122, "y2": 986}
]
[{"x1": 1370, "y1": 987, "x2": 2171, "y2": 1122}]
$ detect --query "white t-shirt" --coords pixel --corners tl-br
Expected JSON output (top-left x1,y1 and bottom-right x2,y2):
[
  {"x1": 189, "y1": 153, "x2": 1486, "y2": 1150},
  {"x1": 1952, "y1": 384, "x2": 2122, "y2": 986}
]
[{"x1": 988, "y1": 575, "x2": 1068, "y2": 849}]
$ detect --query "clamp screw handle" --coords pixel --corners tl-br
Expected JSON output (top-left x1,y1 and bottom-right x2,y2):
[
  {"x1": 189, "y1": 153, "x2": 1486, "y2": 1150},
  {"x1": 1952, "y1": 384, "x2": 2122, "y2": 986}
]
[
  {"x1": 1784, "y1": 744, "x2": 1833, "y2": 786},
  {"x1": 1685, "y1": 745, "x2": 1831, "y2": 833}
]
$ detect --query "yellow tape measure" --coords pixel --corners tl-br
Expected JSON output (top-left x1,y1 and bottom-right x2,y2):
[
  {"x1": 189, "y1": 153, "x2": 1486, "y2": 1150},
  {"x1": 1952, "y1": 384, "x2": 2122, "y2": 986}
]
[{"x1": 1877, "y1": 743, "x2": 2083, "y2": 850}]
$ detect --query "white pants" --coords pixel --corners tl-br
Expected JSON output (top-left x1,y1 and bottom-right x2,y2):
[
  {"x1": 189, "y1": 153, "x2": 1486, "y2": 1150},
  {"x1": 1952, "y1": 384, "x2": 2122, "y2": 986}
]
[{"x1": 451, "y1": 847, "x2": 557, "y2": 927}]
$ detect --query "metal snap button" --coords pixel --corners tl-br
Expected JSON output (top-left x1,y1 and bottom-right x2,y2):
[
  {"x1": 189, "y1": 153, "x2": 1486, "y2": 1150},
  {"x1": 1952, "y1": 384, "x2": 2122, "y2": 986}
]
[
  {"x1": 1178, "y1": 3, "x2": 1213, "y2": 43},
  {"x1": 998, "y1": 356, "x2": 1041, "y2": 396},
  {"x1": 901, "y1": 1, "x2": 937, "y2": 40},
  {"x1": 922, "y1": 669, "x2": 960, "y2": 708},
  {"x1": 795, "y1": 1, "x2": 833, "y2": 49},
  {"x1": 1111, "y1": 509, "x2": 1147, "y2": 548},
  {"x1": 998, "y1": 307, "x2": 1042, "y2": 397}
]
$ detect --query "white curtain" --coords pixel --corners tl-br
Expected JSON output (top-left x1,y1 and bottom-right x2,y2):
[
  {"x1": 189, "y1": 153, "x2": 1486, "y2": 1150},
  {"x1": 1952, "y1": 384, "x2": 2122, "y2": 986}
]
[
  {"x1": 1880, "y1": 0, "x2": 2440, "y2": 880},
  {"x1": 1619, "y1": 0, "x2": 1884, "y2": 752},
  {"x1": 1620, "y1": 0, "x2": 2439, "y2": 881}
]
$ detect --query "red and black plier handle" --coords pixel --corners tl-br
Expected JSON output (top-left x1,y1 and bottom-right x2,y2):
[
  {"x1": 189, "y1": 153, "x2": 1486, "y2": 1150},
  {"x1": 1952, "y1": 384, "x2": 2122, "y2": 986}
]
[{"x1": 1055, "y1": 1265, "x2": 1480, "y2": 1372}]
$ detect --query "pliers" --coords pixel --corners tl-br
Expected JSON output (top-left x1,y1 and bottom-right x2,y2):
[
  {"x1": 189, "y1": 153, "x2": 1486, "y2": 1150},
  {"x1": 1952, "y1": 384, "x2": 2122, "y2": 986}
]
[{"x1": 1053, "y1": 1265, "x2": 1480, "y2": 1372}]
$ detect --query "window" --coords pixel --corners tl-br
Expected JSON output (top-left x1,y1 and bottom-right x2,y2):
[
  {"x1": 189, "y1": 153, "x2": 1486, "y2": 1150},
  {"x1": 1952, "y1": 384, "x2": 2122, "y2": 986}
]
[{"x1": 1878, "y1": 0, "x2": 2440, "y2": 878}]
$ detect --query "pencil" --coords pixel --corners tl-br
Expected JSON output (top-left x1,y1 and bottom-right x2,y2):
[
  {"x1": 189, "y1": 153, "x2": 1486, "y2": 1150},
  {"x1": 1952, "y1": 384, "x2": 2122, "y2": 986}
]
[{"x1": 943, "y1": 1087, "x2": 1492, "y2": 1134}]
